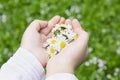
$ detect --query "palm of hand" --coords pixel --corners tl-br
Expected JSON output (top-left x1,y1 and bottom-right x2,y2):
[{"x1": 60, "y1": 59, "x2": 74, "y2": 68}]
[
  {"x1": 46, "y1": 19, "x2": 89, "y2": 76},
  {"x1": 21, "y1": 16, "x2": 61, "y2": 67}
]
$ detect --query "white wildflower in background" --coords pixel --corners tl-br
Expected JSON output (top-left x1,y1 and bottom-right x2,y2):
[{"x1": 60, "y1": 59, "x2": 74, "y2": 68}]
[
  {"x1": 65, "y1": 9, "x2": 71, "y2": 16},
  {"x1": 96, "y1": 74, "x2": 100, "y2": 79},
  {"x1": 101, "y1": 28, "x2": 106, "y2": 33},
  {"x1": 70, "y1": 5, "x2": 80, "y2": 14},
  {"x1": 44, "y1": 24, "x2": 78, "y2": 58},
  {"x1": 117, "y1": 41, "x2": 120, "y2": 46},
  {"x1": 114, "y1": 72, "x2": 118, "y2": 77},
  {"x1": 77, "y1": 14, "x2": 81, "y2": 19},
  {"x1": 1, "y1": 14, "x2": 6, "y2": 23},
  {"x1": 0, "y1": 4, "x2": 3, "y2": 9},
  {"x1": 92, "y1": 56, "x2": 97, "y2": 64},
  {"x1": 84, "y1": 56, "x2": 109, "y2": 79},
  {"x1": 84, "y1": 56, "x2": 107, "y2": 72},
  {"x1": 26, "y1": 17, "x2": 32, "y2": 23},
  {"x1": 65, "y1": 5, "x2": 81, "y2": 18},
  {"x1": 116, "y1": 34, "x2": 120, "y2": 39},
  {"x1": 3, "y1": 48, "x2": 9, "y2": 55},
  {"x1": 40, "y1": 10, "x2": 45, "y2": 15},
  {"x1": 40, "y1": 3, "x2": 49, "y2": 16},
  {"x1": 115, "y1": 68, "x2": 120, "y2": 73},
  {"x1": 98, "y1": 59, "x2": 106, "y2": 68},
  {"x1": 84, "y1": 56, "x2": 120, "y2": 79},
  {"x1": 14, "y1": 0, "x2": 19, "y2": 3},
  {"x1": 116, "y1": 47, "x2": 120, "y2": 55},
  {"x1": 87, "y1": 47, "x2": 93, "y2": 54},
  {"x1": 114, "y1": 68, "x2": 120, "y2": 76},
  {"x1": 106, "y1": 74, "x2": 112, "y2": 79},
  {"x1": 85, "y1": 56, "x2": 106, "y2": 70},
  {"x1": 8, "y1": 52, "x2": 13, "y2": 57},
  {"x1": 84, "y1": 61, "x2": 90, "y2": 66},
  {"x1": 103, "y1": 66, "x2": 107, "y2": 70}
]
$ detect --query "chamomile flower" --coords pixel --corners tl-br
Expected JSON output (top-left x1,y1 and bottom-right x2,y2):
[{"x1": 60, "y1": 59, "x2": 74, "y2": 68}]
[
  {"x1": 44, "y1": 24, "x2": 78, "y2": 58},
  {"x1": 74, "y1": 34, "x2": 79, "y2": 39},
  {"x1": 60, "y1": 24, "x2": 67, "y2": 27},
  {"x1": 49, "y1": 38, "x2": 57, "y2": 44},
  {"x1": 47, "y1": 47, "x2": 57, "y2": 57},
  {"x1": 57, "y1": 34, "x2": 66, "y2": 41},
  {"x1": 59, "y1": 41, "x2": 67, "y2": 49}
]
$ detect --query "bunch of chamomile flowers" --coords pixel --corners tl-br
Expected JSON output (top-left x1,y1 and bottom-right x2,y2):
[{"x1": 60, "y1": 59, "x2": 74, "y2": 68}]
[{"x1": 43, "y1": 24, "x2": 78, "y2": 58}]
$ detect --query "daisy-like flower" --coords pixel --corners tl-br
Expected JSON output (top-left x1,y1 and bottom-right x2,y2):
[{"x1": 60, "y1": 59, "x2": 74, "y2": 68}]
[
  {"x1": 51, "y1": 39, "x2": 56, "y2": 44},
  {"x1": 44, "y1": 24, "x2": 78, "y2": 58},
  {"x1": 47, "y1": 47, "x2": 57, "y2": 57},
  {"x1": 49, "y1": 38, "x2": 57, "y2": 45},
  {"x1": 74, "y1": 34, "x2": 79, "y2": 39},
  {"x1": 60, "y1": 24, "x2": 67, "y2": 27},
  {"x1": 60, "y1": 41, "x2": 66, "y2": 48},
  {"x1": 49, "y1": 48, "x2": 56, "y2": 54}
]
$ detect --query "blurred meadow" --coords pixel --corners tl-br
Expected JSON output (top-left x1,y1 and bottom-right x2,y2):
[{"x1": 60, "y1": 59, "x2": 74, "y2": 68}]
[{"x1": 0, "y1": 0, "x2": 120, "y2": 80}]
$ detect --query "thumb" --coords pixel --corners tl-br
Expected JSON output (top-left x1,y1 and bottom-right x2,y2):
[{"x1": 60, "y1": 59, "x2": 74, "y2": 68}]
[{"x1": 72, "y1": 19, "x2": 89, "y2": 45}]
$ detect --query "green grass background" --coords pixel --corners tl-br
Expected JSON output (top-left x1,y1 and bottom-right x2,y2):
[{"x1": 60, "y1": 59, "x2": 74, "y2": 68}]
[{"x1": 0, "y1": 0, "x2": 120, "y2": 80}]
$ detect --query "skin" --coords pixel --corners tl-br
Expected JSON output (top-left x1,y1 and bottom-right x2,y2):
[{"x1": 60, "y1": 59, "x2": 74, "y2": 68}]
[
  {"x1": 20, "y1": 15, "x2": 89, "y2": 78},
  {"x1": 20, "y1": 16, "x2": 61, "y2": 67},
  {"x1": 46, "y1": 19, "x2": 89, "y2": 77}
]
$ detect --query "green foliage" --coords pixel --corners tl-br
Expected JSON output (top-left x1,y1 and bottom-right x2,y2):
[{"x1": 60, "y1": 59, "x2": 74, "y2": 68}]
[
  {"x1": 54, "y1": 29, "x2": 60, "y2": 36},
  {"x1": 0, "y1": 0, "x2": 120, "y2": 80}
]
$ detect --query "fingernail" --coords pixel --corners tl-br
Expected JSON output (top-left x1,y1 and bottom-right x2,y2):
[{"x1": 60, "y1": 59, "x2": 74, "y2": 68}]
[{"x1": 65, "y1": 19, "x2": 71, "y2": 25}]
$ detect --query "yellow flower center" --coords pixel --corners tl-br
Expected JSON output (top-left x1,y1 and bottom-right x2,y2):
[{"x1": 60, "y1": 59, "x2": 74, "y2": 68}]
[
  {"x1": 60, "y1": 41, "x2": 66, "y2": 48},
  {"x1": 50, "y1": 48, "x2": 55, "y2": 54},
  {"x1": 74, "y1": 34, "x2": 78, "y2": 39},
  {"x1": 60, "y1": 24, "x2": 66, "y2": 27},
  {"x1": 51, "y1": 39, "x2": 56, "y2": 44}
]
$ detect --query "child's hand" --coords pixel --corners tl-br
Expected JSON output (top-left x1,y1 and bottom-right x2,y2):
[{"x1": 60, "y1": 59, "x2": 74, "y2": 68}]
[
  {"x1": 46, "y1": 19, "x2": 89, "y2": 77},
  {"x1": 20, "y1": 16, "x2": 61, "y2": 67}
]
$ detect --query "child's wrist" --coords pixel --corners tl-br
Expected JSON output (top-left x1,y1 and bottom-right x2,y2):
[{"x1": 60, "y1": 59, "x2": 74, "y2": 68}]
[{"x1": 46, "y1": 67, "x2": 75, "y2": 77}]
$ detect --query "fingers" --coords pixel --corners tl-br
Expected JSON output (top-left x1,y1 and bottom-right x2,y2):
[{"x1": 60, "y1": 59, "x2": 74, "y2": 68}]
[
  {"x1": 47, "y1": 16, "x2": 64, "y2": 38},
  {"x1": 72, "y1": 19, "x2": 82, "y2": 34},
  {"x1": 47, "y1": 17, "x2": 65, "y2": 37},
  {"x1": 65, "y1": 19, "x2": 72, "y2": 25},
  {"x1": 72, "y1": 19, "x2": 89, "y2": 43},
  {"x1": 28, "y1": 20, "x2": 48, "y2": 32},
  {"x1": 49, "y1": 15, "x2": 61, "y2": 28},
  {"x1": 47, "y1": 33, "x2": 53, "y2": 38},
  {"x1": 41, "y1": 16, "x2": 61, "y2": 35},
  {"x1": 47, "y1": 18, "x2": 71, "y2": 38},
  {"x1": 59, "y1": 17, "x2": 65, "y2": 24}
]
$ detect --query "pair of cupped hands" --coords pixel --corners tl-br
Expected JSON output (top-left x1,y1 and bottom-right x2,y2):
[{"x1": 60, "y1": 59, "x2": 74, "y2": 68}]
[{"x1": 20, "y1": 16, "x2": 89, "y2": 77}]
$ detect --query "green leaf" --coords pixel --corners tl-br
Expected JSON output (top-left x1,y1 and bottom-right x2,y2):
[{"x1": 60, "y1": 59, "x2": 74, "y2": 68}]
[
  {"x1": 61, "y1": 26, "x2": 66, "y2": 30},
  {"x1": 54, "y1": 29, "x2": 60, "y2": 36},
  {"x1": 62, "y1": 34, "x2": 68, "y2": 39}
]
